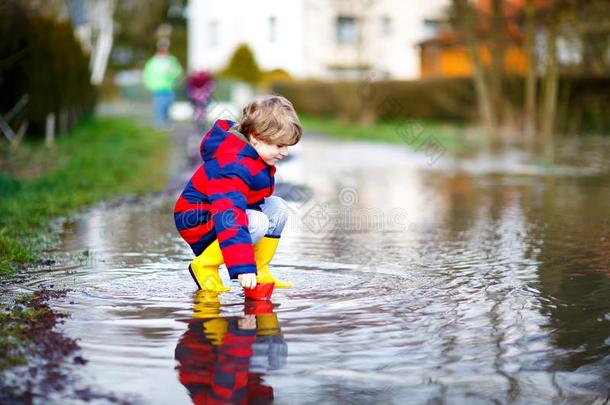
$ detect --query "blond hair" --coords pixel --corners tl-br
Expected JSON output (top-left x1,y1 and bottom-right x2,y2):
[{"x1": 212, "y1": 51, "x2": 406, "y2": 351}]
[{"x1": 237, "y1": 95, "x2": 302, "y2": 145}]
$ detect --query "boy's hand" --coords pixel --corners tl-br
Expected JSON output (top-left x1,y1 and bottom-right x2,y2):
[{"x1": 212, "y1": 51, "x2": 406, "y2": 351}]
[
  {"x1": 237, "y1": 315, "x2": 256, "y2": 330},
  {"x1": 238, "y1": 273, "x2": 257, "y2": 289}
]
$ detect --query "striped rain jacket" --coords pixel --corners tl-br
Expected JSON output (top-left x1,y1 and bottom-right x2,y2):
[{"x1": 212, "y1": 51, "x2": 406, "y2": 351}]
[{"x1": 174, "y1": 120, "x2": 275, "y2": 278}]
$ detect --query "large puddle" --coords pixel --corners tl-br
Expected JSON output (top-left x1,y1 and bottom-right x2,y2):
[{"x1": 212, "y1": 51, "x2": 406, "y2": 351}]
[{"x1": 6, "y1": 131, "x2": 610, "y2": 403}]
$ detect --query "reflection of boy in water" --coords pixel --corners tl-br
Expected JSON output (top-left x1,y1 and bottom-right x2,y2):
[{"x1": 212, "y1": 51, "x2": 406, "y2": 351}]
[{"x1": 175, "y1": 293, "x2": 286, "y2": 404}]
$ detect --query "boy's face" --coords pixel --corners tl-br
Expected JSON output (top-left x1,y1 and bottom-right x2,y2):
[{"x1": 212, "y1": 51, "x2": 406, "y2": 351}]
[{"x1": 250, "y1": 136, "x2": 289, "y2": 166}]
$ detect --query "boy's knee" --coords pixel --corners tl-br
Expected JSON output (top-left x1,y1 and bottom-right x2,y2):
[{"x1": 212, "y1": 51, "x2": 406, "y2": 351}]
[
  {"x1": 268, "y1": 195, "x2": 289, "y2": 210},
  {"x1": 248, "y1": 210, "x2": 269, "y2": 244},
  {"x1": 263, "y1": 196, "x2": 289, "y2": 236}
]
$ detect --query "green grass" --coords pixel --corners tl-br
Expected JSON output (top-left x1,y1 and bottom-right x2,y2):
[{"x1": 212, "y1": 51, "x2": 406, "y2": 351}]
[
  {"x1": 0, "y1": 290, "x2": 77, "y2": 373},
  {"x1": 0, "y1": 117, "x2": 170, "y2": 275},
  {"x1": 299, "y1": 115, "x2": 469, "y2": 151},
  {"x1": 0, "y1": 298, "x2": 41, "y2": 368}
]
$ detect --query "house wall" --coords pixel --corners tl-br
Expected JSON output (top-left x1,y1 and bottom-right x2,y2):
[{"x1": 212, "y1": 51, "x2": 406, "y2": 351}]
[
  {"x1": 187, "y1": 0, "x2": 306, "y2": 75},
  {"x1": 188, "y1": 0, "x2": 448, "y2": 79}
]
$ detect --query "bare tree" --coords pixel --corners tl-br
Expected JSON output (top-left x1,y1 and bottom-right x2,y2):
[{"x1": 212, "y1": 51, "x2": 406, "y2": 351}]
[
  {"x1": 88, "y1": 0, "x2": 117, "y2": 85},
  {"x1": 574, "y1": 0, "x2": 610, "y2": 76},
  {"x1": 540, "y1": 13, "x2": 558, "y2": 144},
  {"x1": 523, "y1": 0, "x2": 537, "y2": 138},
  {"x1": 452, "y1": 0, "x2": 496, "y2": 134},
  {"x1": 489, "y1": 0, "x2": 504, "y2": 129}
]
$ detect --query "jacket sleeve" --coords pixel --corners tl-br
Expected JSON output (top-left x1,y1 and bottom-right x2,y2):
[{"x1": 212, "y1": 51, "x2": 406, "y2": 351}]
[{"x1": 207, "y1": 162, "x2": 257, "y2": 279}]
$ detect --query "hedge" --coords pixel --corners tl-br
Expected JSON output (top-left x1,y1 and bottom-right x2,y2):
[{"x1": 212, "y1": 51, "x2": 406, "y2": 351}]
[
  {"x1": 0, "y1": 1, "x2": 96, "y2": 135},
  {"x1": 272, "y1": 76, "x2": 610, "y2": 134}
]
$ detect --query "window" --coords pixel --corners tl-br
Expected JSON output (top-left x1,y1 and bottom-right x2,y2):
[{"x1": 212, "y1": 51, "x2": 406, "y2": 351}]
[
  {"x1": 336, "y1": 16, "x2": 357, "y2": 44},
  {"x1": 269, "y1": 16, "x2": 277, "y2": 43},
  {"x1": 209, "y1": 20, "x2": 219, "y2": 47},
  {"x1": 381, "y1": 16, "x2": 392, "y2": 36},
  {"x1": 423, "y1": 19, "x2": 439, "y2": 39}
]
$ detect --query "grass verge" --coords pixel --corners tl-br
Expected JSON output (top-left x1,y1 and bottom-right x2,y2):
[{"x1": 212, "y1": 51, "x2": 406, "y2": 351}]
[
  {"x1": 0, "y1": 117, "x2": 169, "y2": 378},
  {"x1": 0, "y1": 117, "x2": 170, "y2": 276},
  {"x1": 0, "y1": 290, "x2": 77, "y2": 370}
]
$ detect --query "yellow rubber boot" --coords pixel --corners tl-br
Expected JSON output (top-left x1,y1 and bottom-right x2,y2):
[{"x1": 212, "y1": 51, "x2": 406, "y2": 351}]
[
  {"x1": 193, "y1": 291, "x2": 222, "y2": 319},
  {"x1": 189, "y1": 240, "x2": 230, "y2": 292},
  {"x1": 203, "y1": 318, "x2": 229, "y2": 346},
  {"x1": 256, "y1": 313, "x2": 281, "y2": 336},
  {"x1": 192, "y1": 291, "x2": 227, "y2": 346},
  {"x1": 254, "y1": 236, "x2": 293, "y2": 288}
]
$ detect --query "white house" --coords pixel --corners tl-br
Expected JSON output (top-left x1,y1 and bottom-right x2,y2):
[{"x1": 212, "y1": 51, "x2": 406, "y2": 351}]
[{"x1": 187, "y1": 0, "x2": 448, "y2": 80}]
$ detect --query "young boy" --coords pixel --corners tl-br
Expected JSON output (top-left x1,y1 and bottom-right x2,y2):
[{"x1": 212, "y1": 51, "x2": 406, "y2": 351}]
[{"x1": 174, "y1": 95, "x2": 302, "y2": 292}]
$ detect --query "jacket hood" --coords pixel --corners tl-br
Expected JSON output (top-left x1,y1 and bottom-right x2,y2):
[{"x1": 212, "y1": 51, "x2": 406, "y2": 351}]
[{"x1": 200, "y1": 119, "x2": 260, "y2": 163}]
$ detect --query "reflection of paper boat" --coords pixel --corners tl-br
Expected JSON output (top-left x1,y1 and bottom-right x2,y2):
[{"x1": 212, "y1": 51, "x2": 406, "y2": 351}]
[
  {"x1": 244, "y1": 283, "x2": 274, "y2": 301},
  {"x1": 245, "y1": 299, "x2": 274, "y2": 315}
]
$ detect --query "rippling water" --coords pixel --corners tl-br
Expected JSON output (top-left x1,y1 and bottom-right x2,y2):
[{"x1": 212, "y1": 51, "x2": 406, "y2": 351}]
[{"x1": 5, "y1": 132, "x2": 610, "y2": 403}]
